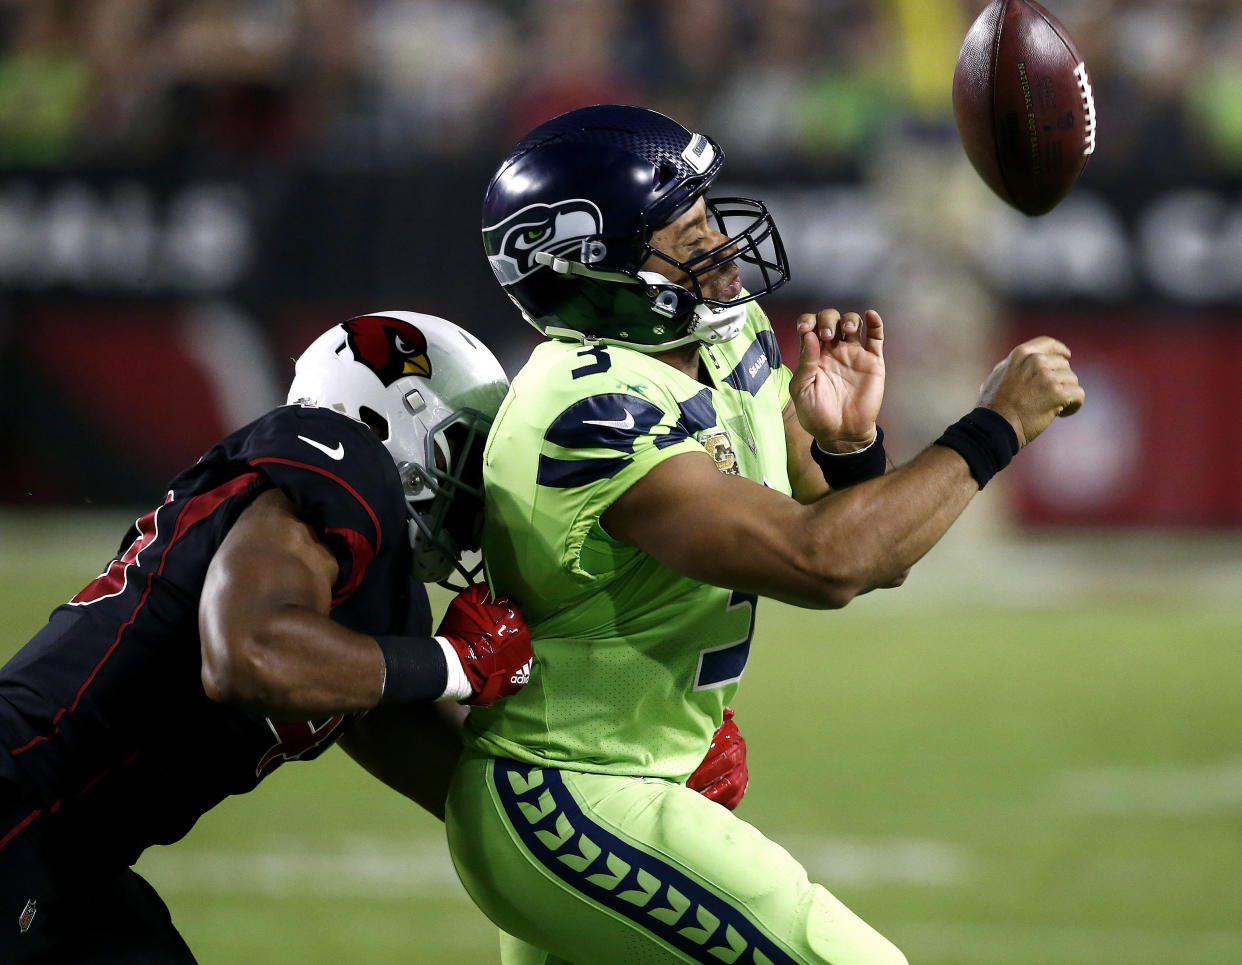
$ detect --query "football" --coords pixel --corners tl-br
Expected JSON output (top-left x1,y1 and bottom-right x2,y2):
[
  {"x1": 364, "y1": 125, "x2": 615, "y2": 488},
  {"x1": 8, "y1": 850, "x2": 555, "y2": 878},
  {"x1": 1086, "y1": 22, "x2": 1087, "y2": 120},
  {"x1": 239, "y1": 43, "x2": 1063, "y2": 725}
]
[{"x1": 953, "y1": 0, "x2": 1097, "y2": 216}]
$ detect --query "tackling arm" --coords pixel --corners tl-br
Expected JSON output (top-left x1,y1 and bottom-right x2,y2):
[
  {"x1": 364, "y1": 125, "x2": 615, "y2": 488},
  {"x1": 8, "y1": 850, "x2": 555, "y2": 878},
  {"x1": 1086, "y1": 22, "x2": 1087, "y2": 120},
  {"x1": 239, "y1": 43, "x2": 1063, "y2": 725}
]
[
  {"x1": 199, "y1": 487, "x2": 391, "y2": 716},
  {"x1": 199, "y1": 490, "x2": 533, "y2": 718},
  {"x1": 338, "y1": 702, "x2": 468, "y2": 821}
]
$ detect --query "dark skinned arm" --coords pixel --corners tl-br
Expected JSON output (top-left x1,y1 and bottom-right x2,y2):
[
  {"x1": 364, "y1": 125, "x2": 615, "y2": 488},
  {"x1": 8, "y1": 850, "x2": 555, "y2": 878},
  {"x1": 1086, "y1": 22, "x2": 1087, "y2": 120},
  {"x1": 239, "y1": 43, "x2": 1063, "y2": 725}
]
[
  {"x1": 603, "y1": 444, "x2": 974, "y2": 609},
  {"x1": 338, "y1": 702, "x2": 467, "y2": 821},
  {"x1": 782, "y1": 398, "x2": 833, "y2": 505},
  {"x1": 603, "y1": 336, "x2": 1084, "y2": 610},
  {"x1": 199, "y1": 486, "x2": 388, "y2": 717}
]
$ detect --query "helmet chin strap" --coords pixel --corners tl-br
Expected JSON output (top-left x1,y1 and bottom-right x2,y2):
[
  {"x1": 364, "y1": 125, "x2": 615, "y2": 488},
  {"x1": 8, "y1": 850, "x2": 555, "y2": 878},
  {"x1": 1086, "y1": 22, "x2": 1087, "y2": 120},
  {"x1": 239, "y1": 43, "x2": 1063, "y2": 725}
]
[
  {"x1": 635, "y1": 270, "x2": 747, "y2": 347},
  {"x1": 687, "y1": 300, "x2": 748, "y2": 344},
  {"x1": 534, "y1": 252, "x2": 748, "y2": 350},
  {"x1": 535, "y1": 252, "x2": 698, "y2": 315}
]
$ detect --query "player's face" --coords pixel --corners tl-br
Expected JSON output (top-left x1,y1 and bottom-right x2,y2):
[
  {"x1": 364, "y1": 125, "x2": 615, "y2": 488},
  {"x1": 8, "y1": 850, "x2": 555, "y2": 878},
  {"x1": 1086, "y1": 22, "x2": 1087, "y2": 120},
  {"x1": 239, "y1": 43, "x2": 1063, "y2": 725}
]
[{"x1": 643, "y1": 197, "x2": 743, "y2": 302}]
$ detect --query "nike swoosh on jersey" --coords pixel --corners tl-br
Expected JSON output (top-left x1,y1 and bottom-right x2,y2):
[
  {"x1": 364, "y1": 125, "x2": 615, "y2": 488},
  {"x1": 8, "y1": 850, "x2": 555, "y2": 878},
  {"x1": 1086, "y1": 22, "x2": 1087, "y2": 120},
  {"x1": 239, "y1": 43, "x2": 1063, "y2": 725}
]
[
  {"x1": 582, "y1": 410, "x2": 635, "y2": 431},
  {"x1": 297, "y1": 435, "x2": 345, "y2": 460}
]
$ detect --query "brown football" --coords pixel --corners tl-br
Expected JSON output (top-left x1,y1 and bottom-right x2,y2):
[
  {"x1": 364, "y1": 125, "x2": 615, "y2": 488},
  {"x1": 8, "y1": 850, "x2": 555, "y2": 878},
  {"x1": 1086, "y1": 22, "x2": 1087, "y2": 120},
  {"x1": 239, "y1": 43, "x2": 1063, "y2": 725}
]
[{"x1": 953, "y1": 0, "x2": 1097, "y2": 216}]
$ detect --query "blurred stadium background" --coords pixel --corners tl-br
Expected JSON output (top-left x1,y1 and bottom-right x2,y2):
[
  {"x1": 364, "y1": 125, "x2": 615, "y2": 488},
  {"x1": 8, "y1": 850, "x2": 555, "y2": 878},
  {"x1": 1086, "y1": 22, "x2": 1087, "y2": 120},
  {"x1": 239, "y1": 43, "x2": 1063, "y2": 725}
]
[{"x1": 1, "y1": 0, "x2": 1240, "y2": 963}]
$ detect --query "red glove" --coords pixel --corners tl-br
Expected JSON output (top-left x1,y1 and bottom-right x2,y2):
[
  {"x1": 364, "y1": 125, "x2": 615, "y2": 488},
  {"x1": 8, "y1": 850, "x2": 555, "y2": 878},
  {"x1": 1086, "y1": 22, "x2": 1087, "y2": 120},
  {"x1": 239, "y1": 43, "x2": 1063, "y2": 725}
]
[
  {"x1": 436, "y1": 584, "x2": 532, "y2": 707},
  {"x1": 686, "y1": 707, "x2": 748, "y2": 810}
]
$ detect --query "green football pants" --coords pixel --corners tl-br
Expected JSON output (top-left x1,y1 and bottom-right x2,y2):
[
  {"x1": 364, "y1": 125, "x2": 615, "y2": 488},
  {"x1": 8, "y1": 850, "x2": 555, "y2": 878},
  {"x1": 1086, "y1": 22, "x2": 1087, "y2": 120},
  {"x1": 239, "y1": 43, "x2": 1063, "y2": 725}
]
[{"x1": 446, "y1": 754, "x2": 908, "y2": 965}]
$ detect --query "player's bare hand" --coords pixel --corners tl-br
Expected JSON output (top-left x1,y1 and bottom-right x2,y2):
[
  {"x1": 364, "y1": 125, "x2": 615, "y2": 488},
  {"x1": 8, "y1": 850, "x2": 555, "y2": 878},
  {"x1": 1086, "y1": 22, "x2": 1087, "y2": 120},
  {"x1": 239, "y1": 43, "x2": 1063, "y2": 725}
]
[
  {"x1": 790, "y1": 309, "x2": 885, "y2": 451},
  {"x1": 979, "y1": 336, "x2": 1085, "y2": 448}
]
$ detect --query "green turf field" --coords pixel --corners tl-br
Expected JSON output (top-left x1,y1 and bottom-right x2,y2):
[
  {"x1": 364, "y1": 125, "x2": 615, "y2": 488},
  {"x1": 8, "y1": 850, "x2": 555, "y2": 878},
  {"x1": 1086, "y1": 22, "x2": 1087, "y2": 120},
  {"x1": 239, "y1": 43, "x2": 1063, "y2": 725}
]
[{"x1": 3, "y1": 512, "x2": 1240, "y2": 964}]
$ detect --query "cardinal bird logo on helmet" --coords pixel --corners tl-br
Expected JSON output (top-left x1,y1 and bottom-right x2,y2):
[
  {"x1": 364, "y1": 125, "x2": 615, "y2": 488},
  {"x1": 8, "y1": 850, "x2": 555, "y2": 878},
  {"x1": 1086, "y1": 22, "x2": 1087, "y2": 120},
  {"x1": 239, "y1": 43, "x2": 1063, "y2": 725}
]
[{"x1": 343, "y1": 316, "x2": 433, "y2": 386}]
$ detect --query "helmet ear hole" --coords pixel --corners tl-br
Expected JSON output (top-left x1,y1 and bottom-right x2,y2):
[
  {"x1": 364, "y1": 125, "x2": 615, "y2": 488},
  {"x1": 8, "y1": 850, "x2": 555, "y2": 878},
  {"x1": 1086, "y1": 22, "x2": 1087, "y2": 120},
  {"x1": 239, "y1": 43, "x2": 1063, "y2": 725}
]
[{"x1": 358, "y1": 405, "x2": 389, "y2": 441}]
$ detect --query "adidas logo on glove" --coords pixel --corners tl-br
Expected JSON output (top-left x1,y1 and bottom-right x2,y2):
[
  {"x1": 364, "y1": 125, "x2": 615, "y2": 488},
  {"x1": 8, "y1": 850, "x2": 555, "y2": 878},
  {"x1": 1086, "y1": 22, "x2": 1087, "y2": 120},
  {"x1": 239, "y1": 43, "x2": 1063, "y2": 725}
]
[{"x1": 510, "y1": 660, "x2": 532, "y2": 687}]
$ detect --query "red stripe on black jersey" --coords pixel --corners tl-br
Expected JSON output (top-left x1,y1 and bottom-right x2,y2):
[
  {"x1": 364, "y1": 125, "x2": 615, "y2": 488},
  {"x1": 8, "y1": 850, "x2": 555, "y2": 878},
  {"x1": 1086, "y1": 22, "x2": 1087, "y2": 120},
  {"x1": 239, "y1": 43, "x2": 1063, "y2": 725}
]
[
  {"x1": 0, "y1": 808, "x2": 41, "y2": 852},
  {"x1": 0, "y1": 407, "x2": 418, "y2": 872},
  {"x1": 326, "y1": 526, "x2": 377, "y2": 606},
  {"x1": 250, "y1": 456, "x2": 382, "y2": 600},
  {"x1": 250, "y1": 456, "x2": 383, "y2": 547},
  {"x1": 70, "y1": 493, "x2": 172, "y2": 606},
  {"x1": 11, "y1": 473, "x2": 260, "y2": 756},
  {"x1": 0, "y1": 752, "x2": 142, "y2": 851},
  {"x1": 72, "y1": 751, "x2": 140, "y2": 800}
]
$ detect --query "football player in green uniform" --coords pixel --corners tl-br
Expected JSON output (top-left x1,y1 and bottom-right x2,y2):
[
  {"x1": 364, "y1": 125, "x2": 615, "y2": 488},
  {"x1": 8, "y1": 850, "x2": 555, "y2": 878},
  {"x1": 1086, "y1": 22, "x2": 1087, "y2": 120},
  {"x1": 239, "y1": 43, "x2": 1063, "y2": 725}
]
[{"x1": 447, "y1": 105, "x2": 1085, "y2": 965}]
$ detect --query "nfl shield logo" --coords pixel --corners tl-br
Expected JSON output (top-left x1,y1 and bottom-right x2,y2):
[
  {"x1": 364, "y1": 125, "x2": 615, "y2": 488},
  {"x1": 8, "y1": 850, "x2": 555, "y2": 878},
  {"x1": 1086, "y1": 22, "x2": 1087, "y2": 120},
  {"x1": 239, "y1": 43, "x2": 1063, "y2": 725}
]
[{"x1": 18, "y1": 898, "x2": 36, "y2": 934}]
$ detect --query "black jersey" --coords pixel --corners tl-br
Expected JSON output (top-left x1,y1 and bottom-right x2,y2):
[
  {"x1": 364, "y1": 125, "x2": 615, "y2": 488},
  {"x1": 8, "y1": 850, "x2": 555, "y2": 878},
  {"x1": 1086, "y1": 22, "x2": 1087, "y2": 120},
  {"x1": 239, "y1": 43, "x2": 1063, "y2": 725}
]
[{"x1": 0, "y1": 404, "x2": 430, "y2": 876}]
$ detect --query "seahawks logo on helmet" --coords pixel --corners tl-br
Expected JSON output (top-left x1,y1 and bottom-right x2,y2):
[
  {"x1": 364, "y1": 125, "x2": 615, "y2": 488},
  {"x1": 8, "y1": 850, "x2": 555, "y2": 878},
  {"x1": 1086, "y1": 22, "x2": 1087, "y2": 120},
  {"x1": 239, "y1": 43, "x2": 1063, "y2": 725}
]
[{"x1": 484, "y1": 199, "x2": 604, "y2": 286}]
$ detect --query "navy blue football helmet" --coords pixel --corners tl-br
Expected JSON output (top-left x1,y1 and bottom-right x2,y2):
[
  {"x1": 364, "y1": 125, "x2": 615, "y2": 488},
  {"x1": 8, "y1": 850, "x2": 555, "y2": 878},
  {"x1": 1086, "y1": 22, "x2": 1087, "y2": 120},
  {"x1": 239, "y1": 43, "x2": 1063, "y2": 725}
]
[{"x1": 482, "y1": 105, "x2": 790, "y2": 351}]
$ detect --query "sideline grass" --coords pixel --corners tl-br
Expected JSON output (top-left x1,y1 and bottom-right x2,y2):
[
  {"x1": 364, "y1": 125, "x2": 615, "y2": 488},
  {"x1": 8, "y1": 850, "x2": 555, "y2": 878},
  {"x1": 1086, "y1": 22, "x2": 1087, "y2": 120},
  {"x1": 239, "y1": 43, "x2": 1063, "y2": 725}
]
[{"x1": 3, "y1": 512, "x2": 1240, "y2": 964}]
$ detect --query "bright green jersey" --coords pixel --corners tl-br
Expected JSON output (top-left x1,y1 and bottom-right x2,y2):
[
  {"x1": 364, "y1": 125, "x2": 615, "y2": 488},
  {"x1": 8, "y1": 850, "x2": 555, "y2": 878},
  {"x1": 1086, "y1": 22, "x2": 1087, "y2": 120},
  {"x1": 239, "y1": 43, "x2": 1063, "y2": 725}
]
[{"x1": 468, "y1": 302, "x2": 792, "y2": 781}]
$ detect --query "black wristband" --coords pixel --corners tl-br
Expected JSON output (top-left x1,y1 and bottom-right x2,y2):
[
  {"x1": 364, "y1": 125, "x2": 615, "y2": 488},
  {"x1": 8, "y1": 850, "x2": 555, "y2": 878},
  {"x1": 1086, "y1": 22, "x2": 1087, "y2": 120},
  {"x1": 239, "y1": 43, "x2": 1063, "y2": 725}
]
[
  {"x1": 934, "y1": 407, "x2": 1019, "y2": 489},
  {"x1": 374, "y1": 635, "x2": 448, "y2": 705},
  {"x1": 809, "y1": 426, "x2": 887, "y2": 489}
]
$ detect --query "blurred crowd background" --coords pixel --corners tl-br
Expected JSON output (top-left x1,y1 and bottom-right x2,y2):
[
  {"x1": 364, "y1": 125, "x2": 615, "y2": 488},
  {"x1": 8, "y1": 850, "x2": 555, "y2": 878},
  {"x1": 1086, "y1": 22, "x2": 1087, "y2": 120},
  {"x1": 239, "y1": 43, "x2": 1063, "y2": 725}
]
[
  {"x1": 3, "y1": 0, "x2": 1241, "y2": 175},
  {"x1": 1, "y1": 0, "x2": 1240, "y2": 528}
]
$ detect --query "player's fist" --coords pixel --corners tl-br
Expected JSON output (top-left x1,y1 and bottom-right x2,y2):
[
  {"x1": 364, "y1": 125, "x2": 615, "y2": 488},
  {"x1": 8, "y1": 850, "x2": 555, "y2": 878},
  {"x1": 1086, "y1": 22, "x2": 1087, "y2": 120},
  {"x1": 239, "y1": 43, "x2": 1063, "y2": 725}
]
[
  {"x1": 979, "y1": 336, "x2": 1085, "y2": 448},
  {"x1": 686, "y1": 707, "x2": 748, "y2": 810},
  {"x1": 436, "y1": 584, "x2": 532, "y2": 707}
]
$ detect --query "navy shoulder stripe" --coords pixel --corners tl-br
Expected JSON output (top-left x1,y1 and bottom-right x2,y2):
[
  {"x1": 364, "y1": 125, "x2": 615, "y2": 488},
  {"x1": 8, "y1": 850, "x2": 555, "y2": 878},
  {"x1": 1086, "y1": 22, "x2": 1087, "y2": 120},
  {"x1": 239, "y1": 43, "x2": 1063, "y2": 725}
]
[
  {"x1": 536, "y1": 454, "x2": 631, "y2": 489},
  {"x1": 723, "y1": 331, "x2": 780, "y2": 396},
  {"x1": 545, "y1": 394, "x2": 666, "y2": 454},
  {"x1": 678, "y1": 389, "x2": 717, "y2": 434},
  {"x1": 764, "y1": 329, "x2": 782, "y2": 369},
  {"x1": 657, "y1": 389, "x2": 718, "y2": 450}
]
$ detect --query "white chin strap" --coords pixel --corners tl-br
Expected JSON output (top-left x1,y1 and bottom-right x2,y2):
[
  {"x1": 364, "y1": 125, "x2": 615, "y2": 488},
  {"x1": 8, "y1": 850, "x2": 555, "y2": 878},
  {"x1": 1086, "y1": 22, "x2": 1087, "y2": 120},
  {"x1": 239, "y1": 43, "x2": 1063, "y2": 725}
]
[
  {"x1": 635, "y1": 268, "x2": 749, "y2": 347},
  {"x1": 536, "y1": 258, "x2": 750, "y2": 351},
  {"x1": 687, "y1": 300, "x2": 748, "y2": 344}
]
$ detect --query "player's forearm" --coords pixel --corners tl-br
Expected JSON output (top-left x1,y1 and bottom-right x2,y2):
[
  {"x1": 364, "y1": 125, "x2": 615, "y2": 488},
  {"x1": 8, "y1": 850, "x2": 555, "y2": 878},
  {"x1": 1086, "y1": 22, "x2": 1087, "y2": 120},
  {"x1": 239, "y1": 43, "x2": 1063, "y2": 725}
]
[
  {"x1": 724, "y1": 445, "x2": 978, "y2": 609},
  {"x1": 801, "y1": 445, "x2": 977, "y2": 601},
  {"x1": 339, "y1": 702, "x2": 467, "y2": 821},
  {"x1": 610, "y1": 448, "x2": 975, "y2": 610},
  {"x1": 201, "y1": 606, "x2": 391, "y2": 716}
]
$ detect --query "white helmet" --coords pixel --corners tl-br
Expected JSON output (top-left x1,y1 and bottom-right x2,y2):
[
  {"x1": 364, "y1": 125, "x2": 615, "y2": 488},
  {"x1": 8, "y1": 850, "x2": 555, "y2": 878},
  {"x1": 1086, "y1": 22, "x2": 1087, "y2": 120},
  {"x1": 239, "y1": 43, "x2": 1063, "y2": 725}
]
[{"x1": 287, "y1": 310, "x2": 509, "y2": 587}]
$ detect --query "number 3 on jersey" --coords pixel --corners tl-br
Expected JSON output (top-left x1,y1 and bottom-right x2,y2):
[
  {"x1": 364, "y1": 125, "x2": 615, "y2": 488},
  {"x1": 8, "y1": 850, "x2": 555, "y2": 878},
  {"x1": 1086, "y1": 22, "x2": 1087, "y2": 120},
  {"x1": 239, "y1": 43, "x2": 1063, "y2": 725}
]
[{"x1": 693, "y1": 590, "x2": 756, "y2": 691}]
